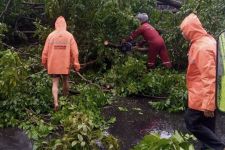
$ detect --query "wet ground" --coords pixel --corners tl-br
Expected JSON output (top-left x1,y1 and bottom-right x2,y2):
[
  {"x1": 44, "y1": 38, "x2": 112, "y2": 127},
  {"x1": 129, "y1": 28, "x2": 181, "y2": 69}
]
[
  {"x1": 0, "y1": 128, "x2": 32, "y2": 150},
  {"x1": 102, "y1": 97, "x2": 225, "y2": 150},
  {"x1": 0, "y1": 97, "x2": 224, "y2": 150}
]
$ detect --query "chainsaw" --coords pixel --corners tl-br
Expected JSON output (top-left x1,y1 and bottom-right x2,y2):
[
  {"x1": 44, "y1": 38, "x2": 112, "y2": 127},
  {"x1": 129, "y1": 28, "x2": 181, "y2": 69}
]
[
  {"x1": 104, "y1": 40, "x2": 148, "y2": 53},
  {"x1": 104, "y1": 40, "x2": 136, "y2": 53}
]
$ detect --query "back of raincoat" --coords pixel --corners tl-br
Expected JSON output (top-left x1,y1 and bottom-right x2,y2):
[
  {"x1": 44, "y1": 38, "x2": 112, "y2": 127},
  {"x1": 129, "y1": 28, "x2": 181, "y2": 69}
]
[
  {"x1": 180, "y1": 13, "x2": 216, "y2": 111},
  {"x1": 42, "y1": 16, "x2": 80, "y2": 74}
]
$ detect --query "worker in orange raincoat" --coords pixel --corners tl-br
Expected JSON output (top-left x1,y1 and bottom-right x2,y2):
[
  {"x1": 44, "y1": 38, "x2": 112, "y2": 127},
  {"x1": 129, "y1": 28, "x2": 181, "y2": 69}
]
[
  {"x1": 42, "y1": 16, "x2": 80, "y2": 111},
  {"x1": 180, "y1": 13, "x2": 225, "y2": 150}
]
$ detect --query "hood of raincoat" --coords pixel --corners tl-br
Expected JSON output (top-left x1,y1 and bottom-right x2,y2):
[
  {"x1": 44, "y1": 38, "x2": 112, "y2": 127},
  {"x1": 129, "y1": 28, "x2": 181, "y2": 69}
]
[
  {"x1": 55, "y1": 16, "x2": 67, "y2": 31},
  {"x1": 180, "y1": 13, "x2": 207, "y2": 43}
]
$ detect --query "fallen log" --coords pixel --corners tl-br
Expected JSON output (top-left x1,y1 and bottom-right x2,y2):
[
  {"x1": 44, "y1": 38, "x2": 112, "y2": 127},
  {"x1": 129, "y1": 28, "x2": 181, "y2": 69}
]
[{"x1": 157, "y1": 0, "x2": 182, "y2": 9}]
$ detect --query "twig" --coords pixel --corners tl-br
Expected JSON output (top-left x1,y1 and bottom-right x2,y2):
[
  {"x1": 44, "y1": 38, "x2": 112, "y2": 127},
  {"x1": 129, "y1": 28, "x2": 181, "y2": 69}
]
[
  {"x1": 27, "y1": 69, "x2": 46, "y2": 79},
  {"x1": 25, "y1": 108, "x2": 52, "y2": 126},
  {"x1": 20, "y1": 31, "x2": 36, "y2": 34},
  {"x1": 0, "y1": 0, "x2": 12, "y2": 19},
  {"x1": 0, "y1": 41, "x2": 41, "y2": 59},
  {"x1": 80, "y1": 59, "x2": 97, "y2": 68},
  {"x1": 21, "y1": 2, "x2": 44, "y2": 6},
  {"x1": 142, "y1": 94, "x2": 167, "y2": 99},
  {"x1": 0, "y1": 41, "x2": 15, "y2": 49},
  {"x1": 72, "y1": 71, "x2": 102, "y2": 89},
  {"x1": 18, "y1": 51, "x2": 41, "y2": 59}
]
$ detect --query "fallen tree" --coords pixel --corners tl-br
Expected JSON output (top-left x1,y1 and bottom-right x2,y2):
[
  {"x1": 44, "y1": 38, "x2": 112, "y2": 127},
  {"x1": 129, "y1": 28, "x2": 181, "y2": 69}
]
[{"x1": 157, "y1": 0, "x2": 182, "y2": 9}]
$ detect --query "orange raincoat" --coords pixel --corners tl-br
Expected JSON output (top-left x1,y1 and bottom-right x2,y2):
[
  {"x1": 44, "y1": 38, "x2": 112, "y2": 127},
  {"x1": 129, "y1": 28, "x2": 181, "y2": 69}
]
[
  {"x1": 180, "y1": 13, "x2": 216, "y2": 111},
  {"x1": 42, "y1": 16, "x2": 80, "y2": 74}
]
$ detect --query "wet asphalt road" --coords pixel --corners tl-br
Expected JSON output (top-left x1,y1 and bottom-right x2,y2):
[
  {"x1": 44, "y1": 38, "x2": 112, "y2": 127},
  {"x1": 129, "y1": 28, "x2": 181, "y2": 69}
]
[
  {"x1": 0, "y1": 128, "x2": 32, "y2": 150},
  {"x1": 102, "y1": 97, "x2": 225, "y2": 150}
]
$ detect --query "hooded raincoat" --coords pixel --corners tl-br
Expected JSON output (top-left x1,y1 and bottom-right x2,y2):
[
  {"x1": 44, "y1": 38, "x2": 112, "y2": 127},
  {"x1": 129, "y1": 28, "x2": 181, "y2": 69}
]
[
  {"x1": 180, "y1": 13, "x2": 216, "y2": 111},
  {"x1": 42, "y1": 16, "x2": 80, "y2": 74}
]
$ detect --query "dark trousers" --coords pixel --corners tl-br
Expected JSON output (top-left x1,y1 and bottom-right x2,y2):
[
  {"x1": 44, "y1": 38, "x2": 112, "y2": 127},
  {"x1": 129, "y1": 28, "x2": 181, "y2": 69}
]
[{"x1": 184, "y1": 108, "x2": 225, "y2": 150}]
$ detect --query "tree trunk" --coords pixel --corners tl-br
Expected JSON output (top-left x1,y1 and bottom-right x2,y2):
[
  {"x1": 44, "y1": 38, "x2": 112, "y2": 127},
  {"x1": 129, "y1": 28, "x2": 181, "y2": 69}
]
[{"x1": 157, "y1": 0, "x2": 182, "y2": 9}]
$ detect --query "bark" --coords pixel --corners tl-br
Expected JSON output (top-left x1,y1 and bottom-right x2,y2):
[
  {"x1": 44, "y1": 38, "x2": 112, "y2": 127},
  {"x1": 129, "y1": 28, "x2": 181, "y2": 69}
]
[
  {"x1": 21, "y1": 2, "x2": 44, "y2": 10},
  {"x1": 157, "y1": 0, "x2": 182, "y2": 9}
]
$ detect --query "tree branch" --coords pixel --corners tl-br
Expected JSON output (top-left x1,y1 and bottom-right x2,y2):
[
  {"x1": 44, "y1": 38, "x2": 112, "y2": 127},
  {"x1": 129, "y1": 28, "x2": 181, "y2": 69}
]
[
  {"x1": 0, "y1": 0, "x2": 12, "y2": 19},
  {"x1": 21, "y1": 2, "x2": 44, "y2": 10},
  {"x1": 72, "y1": 71, "x2": 102, "y2": 89},
  {"x1": 21, "y1": 2, "x2": 44, "y2": 6},
  {"x1": 80, "y1": 59, "x2": 97, "y2": 68},
  {"x1": 0, "y1": 41, "x2": 41, "y2": 59}
]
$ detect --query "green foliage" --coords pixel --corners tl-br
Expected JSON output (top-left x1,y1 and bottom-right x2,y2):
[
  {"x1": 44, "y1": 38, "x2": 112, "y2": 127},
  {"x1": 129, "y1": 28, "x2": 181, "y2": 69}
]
[
  {"x1": 24, "y1": 71, "x2": 52, "y2": 114},
  {"x1": 75, "y1": 84, "x2": 109, "y2": 111},
  {"x1": 44, "y1": 111, "x2": 119, "y2": 150},
  {"x1": 0, "y1": 54, "x2": 118, "y2": 148},
  {"x1": 0, "y1": 66, "x2": 51, "y2": 128},
  {"x1": 0, "y1": 48, "x2": 117, "y2": 148},
  {"x1": 2, "y1": 0, "x2": 225, "y2": 67},
  {"x1": 14, "y1": 96, "x2": 118, "y2": 150},
  {"x1": 101, "y1": 56, "x2": 146, "y2": 96},
  {"x1": 0, "y1": 50, "x2": 27, "y2": 97},
  {"x1": 102, "y1": 56, "x2": 187, "y2": 112},
  {"x1": 180, "y1": 0, "x2": 225, "y2": 35},
  {"x1": 0, "y1": 22, "x2": 7, "y2": 42},
  {"x1": 0, "y1": 0, "x2": 45, "y2": 44},
  {"x1": 44, "y1": 0, "x2": 140, "y2": 64},
  {"x1": 1, "y1": 0, "x2": 225, "y2": 149},
  {"x1": 0, "y1": 74, "x2": 119, "y2": 149},
  {"x1": 34, "y1": 21, "x2": 52, "y2": 43},
  {"x1": 148, "y1": 73, "x2": 187, "y2": 112},
  {"x1": 133, "y1": 131, "x2": 196, "y2": 150}
]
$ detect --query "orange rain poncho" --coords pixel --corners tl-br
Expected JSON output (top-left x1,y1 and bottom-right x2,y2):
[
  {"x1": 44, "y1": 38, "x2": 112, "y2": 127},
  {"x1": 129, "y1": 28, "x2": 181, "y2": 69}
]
[
  {"x1": 42, "y1": 16, "x2": 80, "y2": 74},
  {"x1": 180, "y1": 13, "x2": 216, "y2": 111}
]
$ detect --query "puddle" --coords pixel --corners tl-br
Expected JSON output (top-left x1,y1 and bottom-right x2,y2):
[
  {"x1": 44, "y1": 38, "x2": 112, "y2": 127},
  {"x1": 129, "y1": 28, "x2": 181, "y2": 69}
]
[{"x1": 102, "y1": 97, "x2": 225, "y2": 150}]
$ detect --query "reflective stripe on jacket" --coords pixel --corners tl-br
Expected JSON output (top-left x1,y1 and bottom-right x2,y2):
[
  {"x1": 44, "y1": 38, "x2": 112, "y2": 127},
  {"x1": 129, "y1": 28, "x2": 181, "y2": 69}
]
[
  {"x1": 42, "y1": 16, "x2": 80, "y2": 74},
  {"x1": 180, "y1": 13, "x2": 216, "y2": 111}
]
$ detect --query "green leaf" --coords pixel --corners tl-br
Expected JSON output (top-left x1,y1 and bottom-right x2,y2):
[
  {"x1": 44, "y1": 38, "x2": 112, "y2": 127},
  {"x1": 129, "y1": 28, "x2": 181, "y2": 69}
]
[
  {"x1": 71, "y1": 140, "x2": 78, "y2": 147},
  {"x1": 108, "y1": 117, "x2": 116, "y2": 124},
  {"x1": 78, "y1": 134, "x2": 83, "y2": 142},
  {"x1": 118, "y1": 107, "x2": 128, "y2": 112},
  {"x1": 81, "y1": 141, "x2": 86, "y2": 147},
  {"x1": 132, "y1": 107, "x2": 142, "y2": 111}
]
